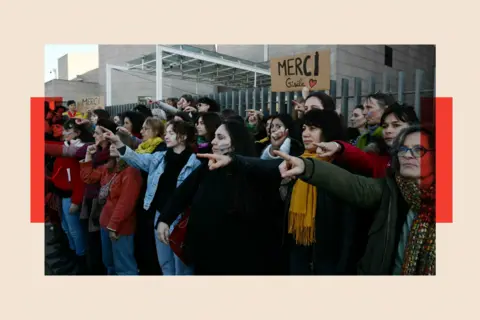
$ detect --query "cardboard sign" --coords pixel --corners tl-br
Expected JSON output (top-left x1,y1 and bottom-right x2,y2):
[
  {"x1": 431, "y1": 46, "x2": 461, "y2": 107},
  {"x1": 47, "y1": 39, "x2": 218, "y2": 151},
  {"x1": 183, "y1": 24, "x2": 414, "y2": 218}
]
[
  {"x1": 270, "y1": 50, "x2": 330, "y2": 92},
  {"x1": 77, "y1": 96, "x2": 105, "y2": 113}
]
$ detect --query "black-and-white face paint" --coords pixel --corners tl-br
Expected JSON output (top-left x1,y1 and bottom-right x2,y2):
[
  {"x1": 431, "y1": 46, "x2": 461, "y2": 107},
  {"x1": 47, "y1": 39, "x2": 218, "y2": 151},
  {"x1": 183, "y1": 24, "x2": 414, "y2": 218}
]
[
  {"x1": 270, "y1": 118, "x2": 287, "y2": 141},
  {"x1": 211, "y1": 124, "x2": 232, "y2": 155},
  {"x1": 164, "y1": 124, "x2": 180, "y2": 148}
]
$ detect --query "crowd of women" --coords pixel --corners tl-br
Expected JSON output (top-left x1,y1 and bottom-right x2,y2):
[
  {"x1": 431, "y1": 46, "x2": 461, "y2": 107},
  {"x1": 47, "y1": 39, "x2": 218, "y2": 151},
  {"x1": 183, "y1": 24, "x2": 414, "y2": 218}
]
[{"x1": 44, "y1": 88, "x2": 436, "y2": 276}]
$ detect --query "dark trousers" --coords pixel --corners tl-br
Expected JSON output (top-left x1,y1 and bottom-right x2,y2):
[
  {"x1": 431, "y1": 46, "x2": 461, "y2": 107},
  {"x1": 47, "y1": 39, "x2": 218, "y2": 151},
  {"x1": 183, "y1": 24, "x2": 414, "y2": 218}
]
[
  {"x1": 135, "y1": 209, "x2": 162, "y2": 275},
  {"x1": 80, "y1": 219, "x2": 106, "y2": 275},
  {"x1": 289, "y1": 243, "x2": 314, "y2": 275}
]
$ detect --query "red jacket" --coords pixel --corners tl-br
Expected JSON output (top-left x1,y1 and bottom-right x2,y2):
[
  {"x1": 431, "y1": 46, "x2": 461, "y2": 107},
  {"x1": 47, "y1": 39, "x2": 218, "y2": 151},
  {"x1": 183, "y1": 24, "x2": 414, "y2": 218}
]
[
  {"x1": 80, "y1": 161, "x2": 142, "y2": 235},
  {"x1": 334, "y1": 140, "x2": 391, "y2": 178},
  {"x1": 48, "y1": 141, "x2": 85, "y2": 205}
]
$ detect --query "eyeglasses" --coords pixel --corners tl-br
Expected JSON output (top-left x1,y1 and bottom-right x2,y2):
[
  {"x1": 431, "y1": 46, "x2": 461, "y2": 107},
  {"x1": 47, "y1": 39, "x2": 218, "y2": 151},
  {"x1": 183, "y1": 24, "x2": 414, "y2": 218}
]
[{"x1": 397, "y1": 146, "x2": 433, "y2": 158}]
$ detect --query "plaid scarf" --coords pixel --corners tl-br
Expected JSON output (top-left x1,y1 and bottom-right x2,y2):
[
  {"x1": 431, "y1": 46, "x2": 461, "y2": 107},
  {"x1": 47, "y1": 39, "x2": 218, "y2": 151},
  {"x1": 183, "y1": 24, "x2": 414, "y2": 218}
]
[{"x1": 395, "y1": 175, "x2": 436, "y2": 275}]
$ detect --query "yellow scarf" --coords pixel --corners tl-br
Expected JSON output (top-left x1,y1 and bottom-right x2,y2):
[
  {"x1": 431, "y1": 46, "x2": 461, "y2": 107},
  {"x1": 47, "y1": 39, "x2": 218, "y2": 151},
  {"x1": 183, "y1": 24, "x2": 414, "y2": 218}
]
[
  {"x1": 257, "y1": 136, "x2": 269, "y2": 144},
  {"x1": 288, "y1": 152, "x2": 332, "y2": 245},
  {"x1": 136, "y1": 137, "x2": 164, "y2": 154}
]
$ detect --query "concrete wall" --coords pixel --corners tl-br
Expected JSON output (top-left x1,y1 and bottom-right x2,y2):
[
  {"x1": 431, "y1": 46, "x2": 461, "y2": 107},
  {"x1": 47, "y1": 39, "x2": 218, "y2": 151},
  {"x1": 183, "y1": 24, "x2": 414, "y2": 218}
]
[
  {"x1": 98, "y1": 45, "x2": 217, "y2": 105},
  {"x1": 44, "y1": 79, "x2": 102, "y2": 102},
  {"x1": 58, "y1": 52, "x2": 99, "y2": 81},
  {"x1": 336, "y1": 45, "x2": 435, "y2": 113},
  {"x1": 58, "y1": 55, "x2": 68, "y2": 80},
  {"x1": 74, "y1": 67, "x2": 100, "y2": 83}
]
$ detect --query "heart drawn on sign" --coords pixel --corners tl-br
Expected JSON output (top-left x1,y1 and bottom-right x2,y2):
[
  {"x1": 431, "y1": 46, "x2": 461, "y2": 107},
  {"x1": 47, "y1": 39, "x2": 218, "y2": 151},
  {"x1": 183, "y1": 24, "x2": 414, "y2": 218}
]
[{"x1": 309, "y1": 79, "x2": 317, "y2": 88}]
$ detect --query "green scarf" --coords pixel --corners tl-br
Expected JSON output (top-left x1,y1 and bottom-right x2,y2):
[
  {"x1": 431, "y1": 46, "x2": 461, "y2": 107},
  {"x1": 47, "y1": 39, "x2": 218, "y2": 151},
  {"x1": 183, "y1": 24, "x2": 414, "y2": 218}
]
[
  {"x1": 356, "y1": 126, "x2": 383, "y2": 150},
  {"x1": 246, "y1": 123, "x2": 257, "y2": 134},
  {"x1": 136, "y1": 137, "x2": 164, "y2": 154},
  {"x1": 395, "y1": 175, "x2": 436, "y2": 275}
]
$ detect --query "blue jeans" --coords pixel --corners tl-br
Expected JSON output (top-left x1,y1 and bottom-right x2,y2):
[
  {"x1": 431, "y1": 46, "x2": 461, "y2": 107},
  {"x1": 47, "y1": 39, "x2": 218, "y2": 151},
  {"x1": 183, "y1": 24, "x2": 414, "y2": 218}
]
[
  {"x1": 61, "y1": 197, "x2": 86, "y2": 256},
  {"x1": 100, "y1": 228, "x2": 138, "y2": 275},
  {"x1": 154, "y1": 211, "x2": 193, "y2": 276}
]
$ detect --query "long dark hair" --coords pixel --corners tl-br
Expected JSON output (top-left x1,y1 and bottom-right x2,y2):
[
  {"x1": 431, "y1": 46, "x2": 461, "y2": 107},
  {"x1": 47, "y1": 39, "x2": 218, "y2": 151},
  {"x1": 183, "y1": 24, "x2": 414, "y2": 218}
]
[
  {"x1": 120, "y1": 111, "x2": 145, "y2": 136},
  {"x1": 380, "y1": 103, "x2": 419, "y2": 126},
  {"x1": 180, "y1": 94, "x2": 195, "y2": 107},
  {"x1": 223, "y1": 119, "x2": 256, "y2": 157},
  {"x1": 271, "y1": 113, "x2": 294, "y2": 133},
  {"x1": 93, "y1": 109, "x2": 110, "y2": 121},
  {"x1": 96, "y1": 118, "x2": 118, "y2": 134},
  {"x1": 197, "y1": 97, "x2": 220, "y2": 112},
  {"x1": 133, "y1": 104, "x2": 153, "y2": 118},
  {"x1": 196, "y1": 112, "x2": 222, "y2": 142},
  {"x1": 221, "y1": 119, "x2": 262, "y2": 217},
  {"x1": 303, "y1": 109, "x2": 346, "y2": 142},
  {"x1": 305, "y1": 91, "x2": 336, "y2": 111},
  {"x1": 63, "y1": 119, "x2": 95, "y2": 143},
  {"x1": 370, "y1": 103, "x2": 420, "y2": 155}
]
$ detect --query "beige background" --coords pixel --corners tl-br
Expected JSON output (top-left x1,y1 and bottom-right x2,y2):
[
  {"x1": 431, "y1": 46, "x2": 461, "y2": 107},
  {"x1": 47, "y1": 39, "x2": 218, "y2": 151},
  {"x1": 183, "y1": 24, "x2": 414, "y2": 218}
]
[{"x1": 0, "y1": 0, "x2": 476, "y2": 318}]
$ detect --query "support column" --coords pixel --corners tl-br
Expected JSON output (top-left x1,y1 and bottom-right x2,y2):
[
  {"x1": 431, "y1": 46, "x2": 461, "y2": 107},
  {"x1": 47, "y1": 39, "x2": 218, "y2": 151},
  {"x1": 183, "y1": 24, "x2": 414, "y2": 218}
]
[
  {"x1": 156, "y1": 45, "x2": 163, "y2": 101},
  {"x1": 106, "y1": 64, "x2": 112, "y2": 106}
]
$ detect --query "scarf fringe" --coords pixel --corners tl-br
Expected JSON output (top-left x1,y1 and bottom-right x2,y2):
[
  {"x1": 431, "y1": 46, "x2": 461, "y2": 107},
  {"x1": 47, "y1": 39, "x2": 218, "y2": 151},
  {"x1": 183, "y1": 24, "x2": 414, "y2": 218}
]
[
  {"x1": 288, "y1": 211, "x2": 316, "y2": 245},
  {"x1": 287, "y1": 152, "x2": 330, "y2": 246}
]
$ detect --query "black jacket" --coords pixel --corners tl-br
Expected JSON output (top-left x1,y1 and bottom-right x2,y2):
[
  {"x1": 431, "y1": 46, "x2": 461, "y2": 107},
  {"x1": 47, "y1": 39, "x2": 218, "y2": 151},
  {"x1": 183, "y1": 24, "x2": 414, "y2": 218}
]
[
  {"x1": 230, "y1": 156, "x2": 360, "y2": 275},
  {"x1": 283, "y1": 170, "x2": 359, "y2": 275},
  {"x1": 159, "y1": 161, "x2": 284, "y2": 275}
]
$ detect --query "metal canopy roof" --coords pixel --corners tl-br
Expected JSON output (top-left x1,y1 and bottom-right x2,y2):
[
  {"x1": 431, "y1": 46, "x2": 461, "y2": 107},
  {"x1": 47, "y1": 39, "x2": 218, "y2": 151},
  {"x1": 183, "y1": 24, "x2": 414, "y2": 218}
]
[{"x1": 125, "y1": 45, "x2": 272, "y2": 89}]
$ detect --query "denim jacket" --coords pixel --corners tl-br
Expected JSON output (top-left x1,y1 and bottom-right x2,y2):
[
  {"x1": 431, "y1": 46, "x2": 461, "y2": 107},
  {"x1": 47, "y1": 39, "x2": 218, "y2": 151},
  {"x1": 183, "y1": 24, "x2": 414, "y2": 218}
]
[{"x1": 120, "y1": 146, "x2": 202, "y2": 211}]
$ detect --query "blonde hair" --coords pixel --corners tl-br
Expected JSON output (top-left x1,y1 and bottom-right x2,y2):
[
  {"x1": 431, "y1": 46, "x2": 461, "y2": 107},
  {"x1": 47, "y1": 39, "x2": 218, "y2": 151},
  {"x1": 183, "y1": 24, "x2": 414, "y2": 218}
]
[{"x1": 144, "y1": 117, "x2": 165, "y2": 137}]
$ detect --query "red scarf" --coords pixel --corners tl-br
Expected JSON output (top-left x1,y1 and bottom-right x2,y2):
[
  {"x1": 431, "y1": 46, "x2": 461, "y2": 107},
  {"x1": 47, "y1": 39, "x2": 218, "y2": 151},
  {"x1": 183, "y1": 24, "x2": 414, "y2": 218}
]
[{"x1": 67, "y1": 111, "x2": 78, "y2": 118}]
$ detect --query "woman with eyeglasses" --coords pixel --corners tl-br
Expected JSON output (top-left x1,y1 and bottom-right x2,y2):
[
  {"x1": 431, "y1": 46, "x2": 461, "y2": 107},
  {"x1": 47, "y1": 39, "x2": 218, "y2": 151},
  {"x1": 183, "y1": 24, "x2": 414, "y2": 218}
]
[
  {"x1": 131, "y1": 117, "x2": 167, "y2": 275},
  {"x1": 274, "y1": 125, "x2": 436, "y2": 275},
  {"x1": 314, "y1": 103, "x2": 418, "y2": 179}
]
